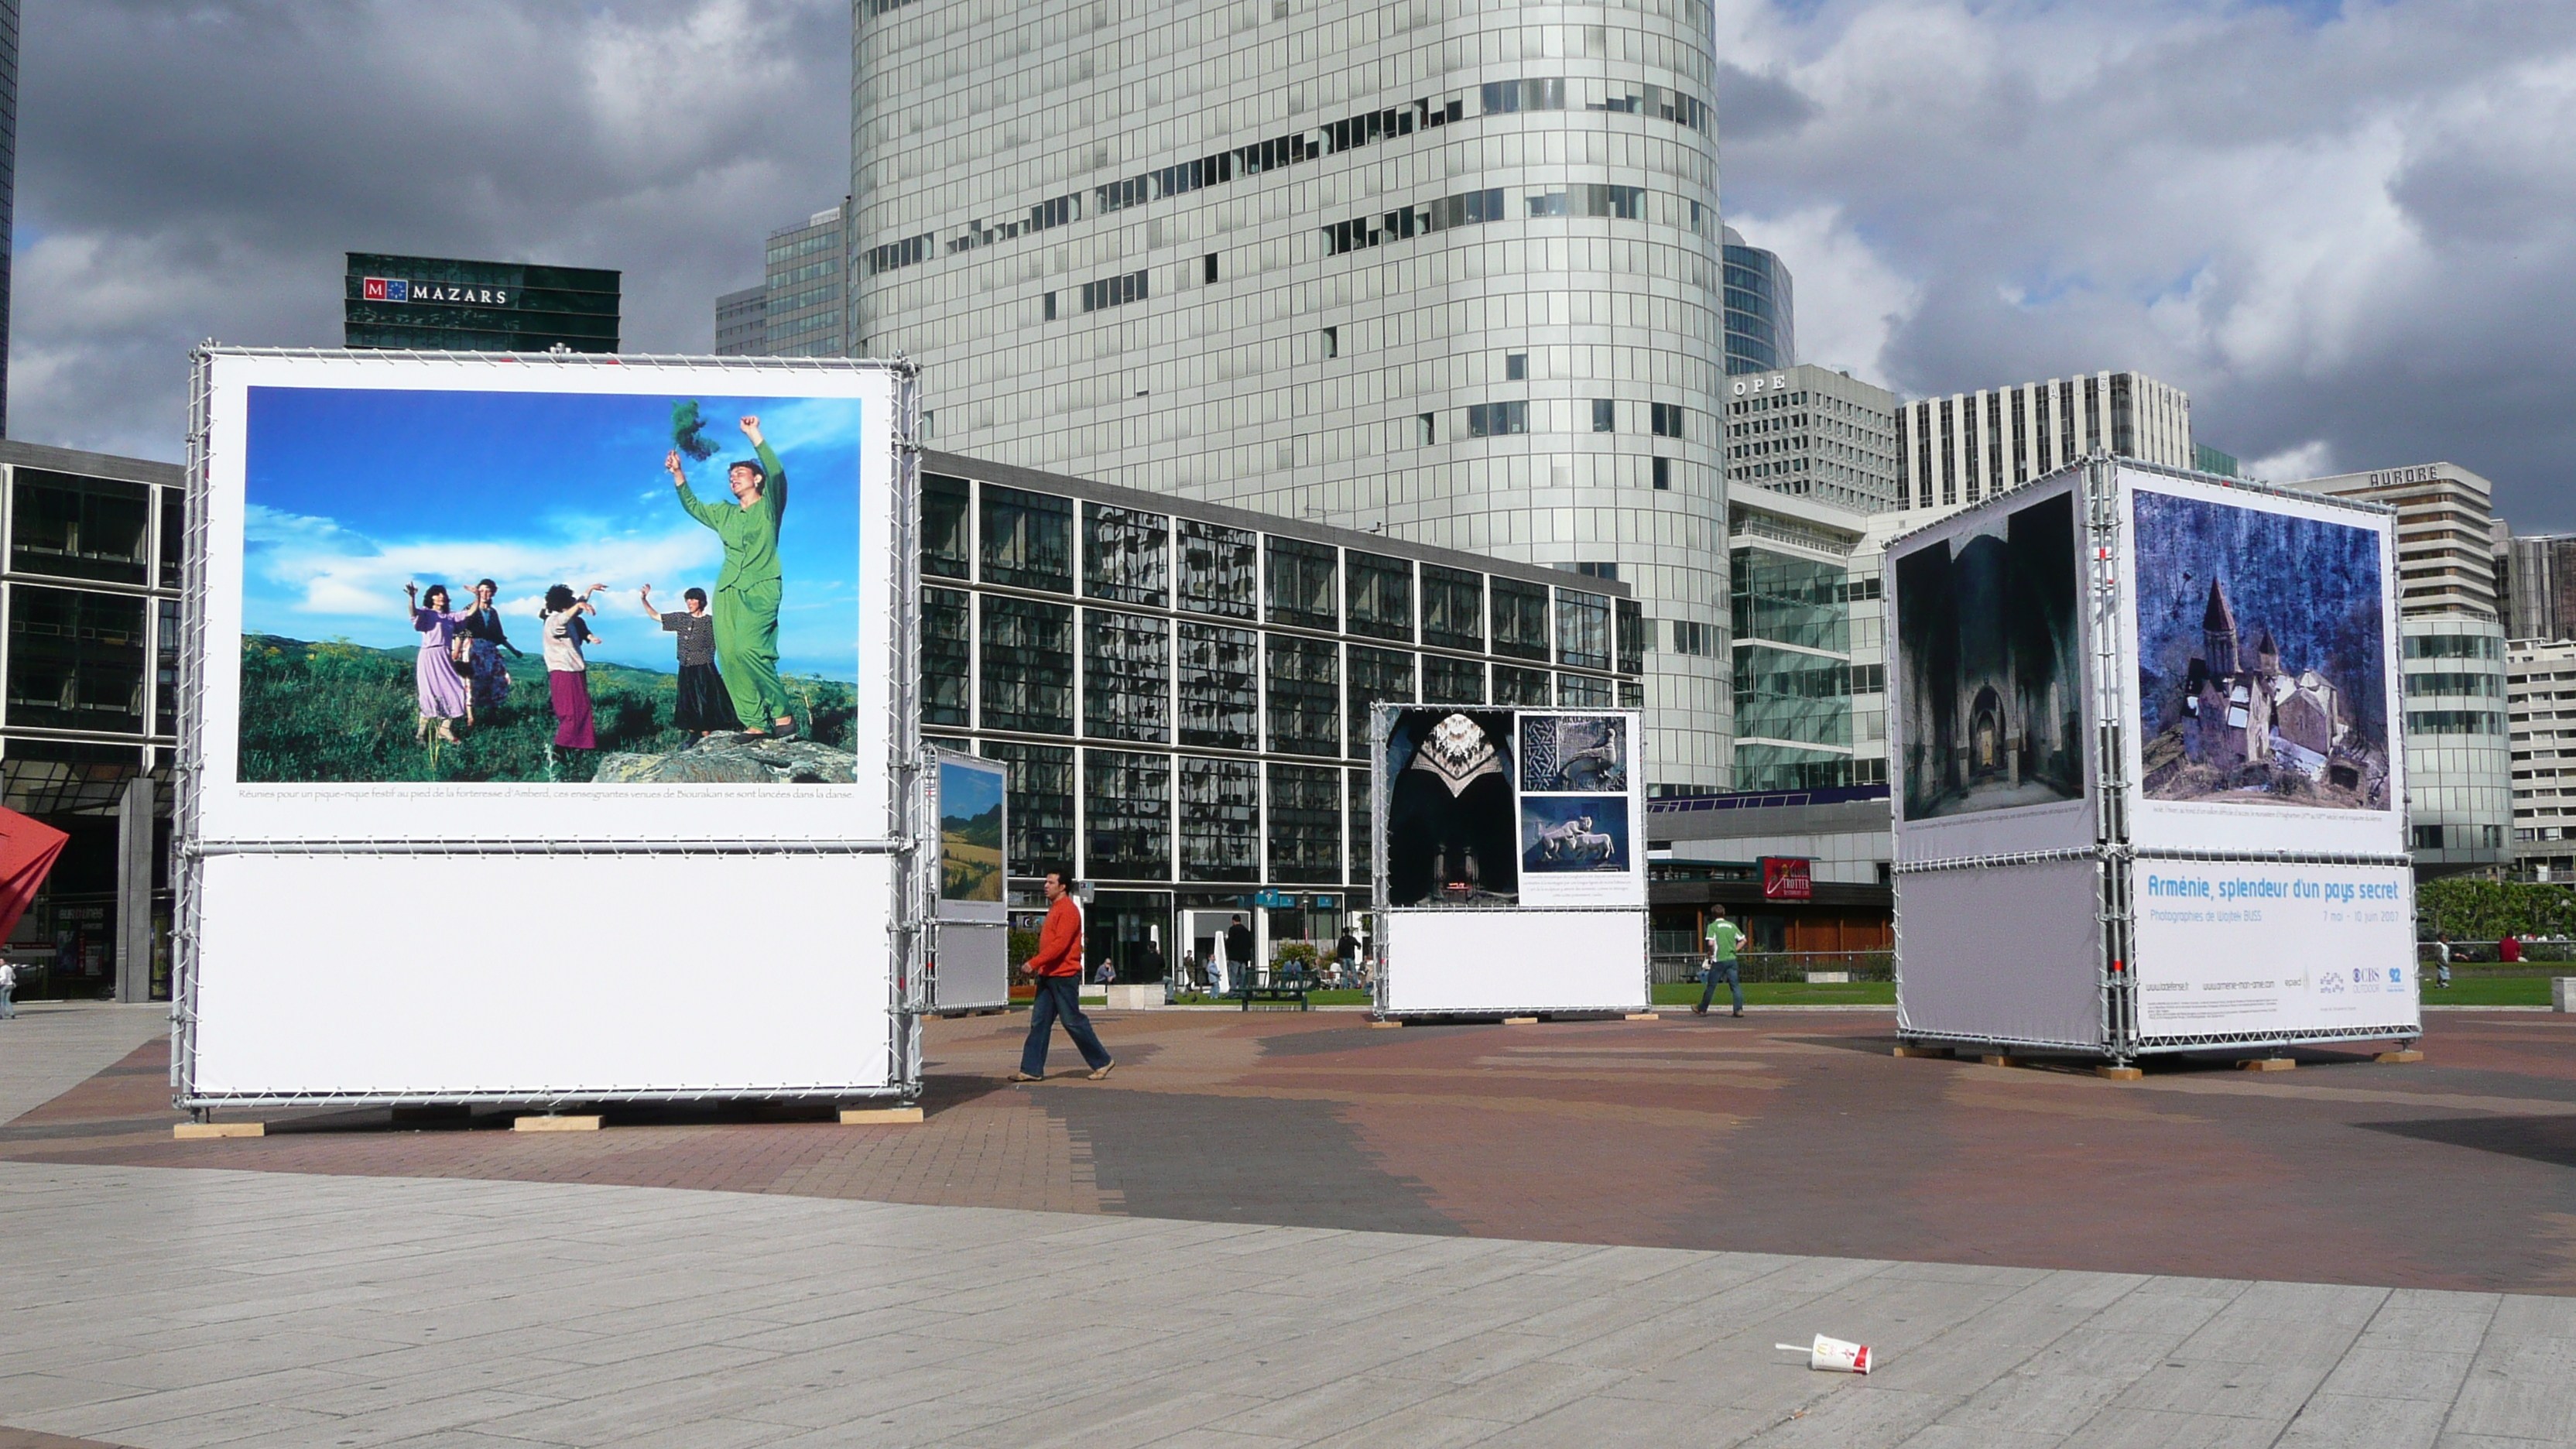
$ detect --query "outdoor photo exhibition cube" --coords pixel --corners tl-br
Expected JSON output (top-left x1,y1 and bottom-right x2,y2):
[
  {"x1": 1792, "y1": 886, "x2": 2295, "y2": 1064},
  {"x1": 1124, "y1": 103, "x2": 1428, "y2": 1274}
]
[
  {"x1": 176, "y1": 349, "x2": 926, "y2": 1107},
  {"x1": 1372, "y1": 705, "x2": 1648, "y2": 1016},
  {"x1": 1887, "y1": 457, "x2": 2419, "y2": 1060},
  {"x1": 928, "y1": 748, "x2": 1009, "y2": 1012}
]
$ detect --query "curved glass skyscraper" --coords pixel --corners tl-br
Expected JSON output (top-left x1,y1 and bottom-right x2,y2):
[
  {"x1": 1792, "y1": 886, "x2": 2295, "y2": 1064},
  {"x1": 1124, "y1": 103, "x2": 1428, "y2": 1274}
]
[
  {"x1": 853, "y1": 0, "x2": 1733, "y2": 789},
  {"x1": 1721, "y1": 226, "x2": 1793, "y2": 375}
]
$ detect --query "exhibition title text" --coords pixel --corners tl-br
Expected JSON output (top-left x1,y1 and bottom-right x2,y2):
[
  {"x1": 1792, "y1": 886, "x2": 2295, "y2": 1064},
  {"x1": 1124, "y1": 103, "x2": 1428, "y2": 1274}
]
[{"x1": 2145, "y1": 873, "x2": 2402, "y2": 906}]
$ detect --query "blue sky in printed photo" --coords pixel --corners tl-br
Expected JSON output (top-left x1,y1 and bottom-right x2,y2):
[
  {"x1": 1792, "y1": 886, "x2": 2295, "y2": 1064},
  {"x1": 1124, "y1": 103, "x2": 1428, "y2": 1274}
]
[{"x1": 242, "y1": 386, "x2": 866, "y2": 680}]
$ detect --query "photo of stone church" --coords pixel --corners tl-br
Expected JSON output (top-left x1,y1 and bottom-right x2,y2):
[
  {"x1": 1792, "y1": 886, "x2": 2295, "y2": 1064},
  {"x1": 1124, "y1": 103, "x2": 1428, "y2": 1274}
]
[
  {"x1": 1895, "y1": 489, "x2": 2086, "y2": 821},
  {"x1": 2132, "y1": 488, "x2": 2391, "y2": 810}
]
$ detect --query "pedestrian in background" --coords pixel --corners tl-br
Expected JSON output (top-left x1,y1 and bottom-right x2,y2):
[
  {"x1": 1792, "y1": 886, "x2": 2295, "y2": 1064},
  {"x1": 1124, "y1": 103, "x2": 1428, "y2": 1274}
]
[
  {"x1": 1010, "y1": 868, "x2": 1114, "y2": 1083},
  {"x1": 1224, "y1": 914, "x2": 1253, "y2": 996},
  {"x1": 2433, "y1": 932, "x2": 2454, "y2": 989},
  {"x1": 2499, "y1": 931, "x2": 2523, "y2": 964},
  {"x1": 1697, "y1": 911, "x2": 1744, "y2": 1018},
  {"x1": 1335, "y1": 927, "x2": 1361, "y2": 988},
  {"x1": 0, "y1": 956, "x2": 15, "y2": 1019}
]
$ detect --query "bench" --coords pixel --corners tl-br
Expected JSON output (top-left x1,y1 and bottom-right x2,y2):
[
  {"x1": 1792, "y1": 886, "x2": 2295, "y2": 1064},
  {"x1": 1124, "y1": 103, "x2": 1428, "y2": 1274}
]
[{"x1": 1239, "y1": 969, "x2": 1314, "y2": 1012}]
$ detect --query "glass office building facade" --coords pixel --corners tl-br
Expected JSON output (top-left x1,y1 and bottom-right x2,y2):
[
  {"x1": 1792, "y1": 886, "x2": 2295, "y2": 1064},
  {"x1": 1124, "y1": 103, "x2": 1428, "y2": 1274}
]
[
  {"x1": 923, "y1": 451, "x2": 1641, "y2": 978},
  {"x1": 852, "y1": 1, "x2": 1732, "y2": 792},
  {"x1": 1727, "y1": 489, "x2": 1879, "y2": 793},
  {"x1": 1721, "y1": 226, "x2": 1793, "y2": 377},
  {"x1": 0, "y1": 440, "x2": 183, "y2": 1002},
  {"x1": 343, "y1": 253, "x2": 619, "y2": 353}
]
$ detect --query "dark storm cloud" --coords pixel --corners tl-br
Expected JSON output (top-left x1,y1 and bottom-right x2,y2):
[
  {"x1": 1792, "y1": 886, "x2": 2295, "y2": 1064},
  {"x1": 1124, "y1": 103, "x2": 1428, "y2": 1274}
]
[
  {"x1": 1717, "y1": 0, "x2": 2576, "y2": 526},
  {"x1": 1713, "y1": 62, "x2": 1817, "y2": 142},
  {"x1": 15, "y1": 0, "x2": 849, "y2": 461}
]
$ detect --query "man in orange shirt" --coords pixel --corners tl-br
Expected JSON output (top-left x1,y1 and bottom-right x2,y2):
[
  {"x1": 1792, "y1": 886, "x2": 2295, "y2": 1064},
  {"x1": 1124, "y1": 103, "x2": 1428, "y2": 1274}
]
[{"x1": 1010, "y1": 868, "x2": 1115, "y2": 1083}]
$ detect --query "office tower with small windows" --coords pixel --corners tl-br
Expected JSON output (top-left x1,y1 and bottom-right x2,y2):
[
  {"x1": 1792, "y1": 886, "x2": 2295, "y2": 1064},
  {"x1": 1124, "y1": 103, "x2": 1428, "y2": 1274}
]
[{"x1": 852, "y1": 0, "x2": 1732, "y2": 791}]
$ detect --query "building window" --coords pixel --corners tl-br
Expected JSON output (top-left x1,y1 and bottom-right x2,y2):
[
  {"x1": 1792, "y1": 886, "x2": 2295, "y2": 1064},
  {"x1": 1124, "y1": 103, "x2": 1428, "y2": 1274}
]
[
  {"x1": 1321, "y1": 326, "x2": 1338, "y2": 358},
  {"x1": 158, "y1": 489, "x2": 184, "y2": 589},
  {"x1": 154, "y1": 598, "x2": 180, "y2": 737},
  {"x1": 1203, "y1": 252, "x2": 1218, "y2": 284},
  {"x1": 1619, "y1": 680, "x2": 1644, "y2": 708},
  {"x1": 1491, "y1": 577, "x2": 1550, "y2": 660},
  {"x1": 1670, "y1": 620, "x2": 1714, "y2": 656},
  {"x1": 1265, "y1": 536, "x2": 1338, "y2": 629},
  {"x1": 1555, "y1": 589, "x2": 1612, "y2": 670},
  {"x1": 1082, "y1": 503, "x2": 1169, "y2": 607},
  {"x1": 1493, "y1": 664, "x2": 1553, "y2": 707},
  {"x1": 1345, "y1": 552, "x2": 1413, "y2": 642},
  {"x1": 1422, "y1": 655, "x2": 1485, "y2": 704},
  {"x1": 1732, "y1": 549, "x2": 1850, "y2": 652},
  {"x1": 1267, "y1": 762, "x2": 1342, "y2": 884},
  {"x1": 1468, "y1": 401, "x2": 1528, "y2": 437},
  {"x1": 1592, "y1": 398, "x2": 1615, "y2": 432},
  {"x1": 1653, "y1": 457, "x2": 1672, "y2": 491},
  {"x1": 12, "y1": 471, "x2": 150, "y2": 585},
  {"x1": 1080, "y1": 269, "x2": 1148, "y2": 312},
  {"x1": 1417, "y1": 413, "x2": 1436, "y2": 446},
  {"x1": 1180, "y1": 755, "x2": 1260, "y2": 882},
  {"x1": 9, "y1": 587, "x2": 146, "y2": 733},
  {"x1": 1083, "y1": 749, "x2": 1172, "y2": 881},
  {"x1": 1615, "y1": 598, "x2": 1644, "y2": 676},
  {"x1": 2412, "y1": 824, "x2": 2444, "y2": 850},
  {"x1": 1651, "y1": 402, "x2": 1684, "y2": 439},
  {"x1": 1420, "y1": 565, "x2": 1485, "y2": 652},
  {"x1": 1506, "y1": 351, "x2": 1527, "y2": 381},
  {"x1": 1043, "y1": 291, "x2": 1057, "y2": 321},
  {"x1": 1178, "y1": 519, "x2": 1259, "y2": 619},
  {"x1": 1347, "y1": 766, "x2": 1372, "y2": 886},
  {"x1": 981, "y1": 740, "x2": 1074, "y2": 873},
  {"x1": 980, "y1": 485, "x2": 1073, "y2": 592},
  {"x1": 922, "y1": 587, "x2": 971, "y2": 727},
  {"x1": 978, "y1": 596, "x2": 1074, "y2": 735},
  {"x1": 1266, "y1": 635, "x2": 1340, "y2": 757},
  {"x1": 1558, "y1": 674, "x2": 1614, "y2": 707},
  {"x1": 1175, "y1": 622, "x2": 1259, "y2": 751},
  {"x1": 1346, "y1": 646, "x2": 1416, "y2": 757},
  {"x1": 922, "y1": 473, "x2": 971, "y2": 581},
  {"x1": 1081, "y1": 609, "x2": 1169, "y2": 743},
  {"x1": 1734, "y1": 646, "x2": 1852, "y2": 746}
]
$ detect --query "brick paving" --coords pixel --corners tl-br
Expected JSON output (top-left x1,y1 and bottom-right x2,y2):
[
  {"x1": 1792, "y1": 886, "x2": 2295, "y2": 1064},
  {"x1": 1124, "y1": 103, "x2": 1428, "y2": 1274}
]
[{"x1": 6, "y1": 1009, "x2": 2574, "y2": 1293}]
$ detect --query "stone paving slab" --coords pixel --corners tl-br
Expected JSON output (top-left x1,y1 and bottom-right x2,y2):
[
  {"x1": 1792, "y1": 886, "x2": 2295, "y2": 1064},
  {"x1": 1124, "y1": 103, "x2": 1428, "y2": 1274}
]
[
  {"x1": 0, "y1": 1162, "x2": 2563, "y2": 1449},
  {"x1": 0, "y1": 1004, "x2": 169, "y2": 1125}
]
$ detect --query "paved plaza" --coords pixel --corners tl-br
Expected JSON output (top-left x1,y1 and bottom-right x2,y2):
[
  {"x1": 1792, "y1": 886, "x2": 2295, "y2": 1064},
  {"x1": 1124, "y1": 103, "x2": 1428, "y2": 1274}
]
[{"x1": 2, "y1": 1004, "x2": 2572, "y2": 1446}]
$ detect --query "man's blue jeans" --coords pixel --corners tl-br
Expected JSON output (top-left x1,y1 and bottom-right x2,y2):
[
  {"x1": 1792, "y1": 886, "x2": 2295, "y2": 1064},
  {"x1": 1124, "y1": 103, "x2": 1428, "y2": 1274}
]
[
  {"x1": 1698, "y1": 958, "x2": 1742, "y2": 1013},
  {"x1": 1020, "y1": 975, "x2": 1112, "y2": 1076}
]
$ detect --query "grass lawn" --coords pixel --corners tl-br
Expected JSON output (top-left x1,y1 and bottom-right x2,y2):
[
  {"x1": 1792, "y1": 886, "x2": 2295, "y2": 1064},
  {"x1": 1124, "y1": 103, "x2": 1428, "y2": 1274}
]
[
  {"x1": 2424, "y1": 975, "x2": 2554, "y2": 1006},
  {"x1": 1649, "y1": 981, "x2": 1896, "y2": 1007}
]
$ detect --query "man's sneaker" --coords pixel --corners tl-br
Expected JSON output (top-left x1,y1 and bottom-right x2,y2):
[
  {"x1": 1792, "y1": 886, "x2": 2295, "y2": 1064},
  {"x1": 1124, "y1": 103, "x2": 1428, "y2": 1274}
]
[
  {"x1": 1691, "y1": 1005, "x2": 1707, "y2": 1015},
  {"x1": 1732, "y1": 1009, "x2": 1744, "y2": 1018}
]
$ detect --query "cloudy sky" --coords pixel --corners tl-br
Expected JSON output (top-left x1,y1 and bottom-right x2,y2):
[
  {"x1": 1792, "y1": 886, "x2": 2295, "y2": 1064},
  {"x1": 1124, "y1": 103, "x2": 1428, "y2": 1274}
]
[{"x1": 19, "y1": 2, "x2": 2576, "y2": 525}]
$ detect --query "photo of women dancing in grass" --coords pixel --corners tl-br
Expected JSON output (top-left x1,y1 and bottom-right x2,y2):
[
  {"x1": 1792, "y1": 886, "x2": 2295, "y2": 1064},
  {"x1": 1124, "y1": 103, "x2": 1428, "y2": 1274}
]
[
  {"x1": 457, "y1": 578, "x2": 523, "y2": 722},
  {"x1": 635, "y1": 583, "x2": 741, "y2": 737},
  {"x1": 540, "y1": 583, "x2": 606, "y2": 752},
  {"x1": 665, "y1": 414, "x2": 795, "y2": 738},
  {"x1": 402, "y1": 583, "x2": 482, "y2": 745}
]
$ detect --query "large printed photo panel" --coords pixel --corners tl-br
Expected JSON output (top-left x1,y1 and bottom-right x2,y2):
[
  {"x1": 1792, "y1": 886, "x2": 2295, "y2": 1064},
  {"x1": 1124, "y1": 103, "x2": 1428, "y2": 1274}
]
[
  {"x1": 191, "y1": 351, "x2": 905, "y2": 844},
  {"x1": 1889, "y1": 475, "x2": 2094, "y2": 859},
  {"x1": 2119, "y1": 470, "x2": 2403, "y2": 857},
  {"x1": 1381, "y1": 707, "x2": 1519, "y2": 907}
]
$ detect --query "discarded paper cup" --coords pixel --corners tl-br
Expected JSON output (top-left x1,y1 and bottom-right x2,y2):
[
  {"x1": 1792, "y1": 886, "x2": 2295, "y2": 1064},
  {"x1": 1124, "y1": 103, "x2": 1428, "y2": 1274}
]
[{"x1": 1777, "y1": 1334, "x2": 1872, "y2": 1373}]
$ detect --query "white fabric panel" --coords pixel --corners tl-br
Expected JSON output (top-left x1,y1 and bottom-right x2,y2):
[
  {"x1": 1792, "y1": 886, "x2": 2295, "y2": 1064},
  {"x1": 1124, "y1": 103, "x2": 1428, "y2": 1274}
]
[
  {"x1": 931, "y1": 921, "x2": 1009, "y2": 1012},
  {"x1": 191, "y1": 852, "x2": 893, "y2": 1097},
  {"x1": 1382, "y1": 909, "x2": 1646, "y2": 1014},
  {"x1": 2132, "y1": 861, "x2": 2420, "y2": 1040},
  {"x1": 1896, "y1": 859, "x2": 2103, "y2": 1049}
]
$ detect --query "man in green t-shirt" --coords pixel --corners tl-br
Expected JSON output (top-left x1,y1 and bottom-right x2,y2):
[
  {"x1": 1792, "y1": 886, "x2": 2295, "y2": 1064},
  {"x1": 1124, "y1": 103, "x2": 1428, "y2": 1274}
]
[
  {"x1": 1696, "y1": 912, "x2": 1743, "y2": 1017},
  {"x1": 664, "y1": 414, "x2": 795, "y2": 737}
]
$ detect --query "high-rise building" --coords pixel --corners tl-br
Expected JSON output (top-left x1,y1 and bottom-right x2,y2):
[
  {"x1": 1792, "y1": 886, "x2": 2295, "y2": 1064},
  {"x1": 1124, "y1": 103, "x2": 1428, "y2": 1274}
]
[
  {"x1": 760, "y1": 206, "x2": 848, "y2": 358},
  {"x1": 1721, "y1": 227, "x2": 1792, "y2": 376},
  {"x1": 850, "y1": 2, "x2": 1732, "y2": 791},
  {"x1": 1893, "y1": 371, "x2": 2193, "y2": 519},
  {"x1": 1721, "y1": 364, "x2": 1901, "y2": 512},
  {"x1": 2506, "y1": 639, "x2": 2576, "y2": 880},
  {"x1": 2194, "y1": 443, "x2": 2239, "y2": 478},
  {"x1": 0, "y1": 0, "x2": 17, "y2": 434},
  {"x1": 2287, "y1": 461, "x2": 2508, "y2": 876},
  {"x1": 2503, "y1": 532, "x2": 2576, "y2": 644},
  {"x1": 1725, "y1": 487, "x2": 1880, "y2": 793},
  {"x1": 714, "y1": 285, "x2": 769, "y2": 356},
  {"x1": 343, "y1": 255, "x2": 618, "y2": 353}
]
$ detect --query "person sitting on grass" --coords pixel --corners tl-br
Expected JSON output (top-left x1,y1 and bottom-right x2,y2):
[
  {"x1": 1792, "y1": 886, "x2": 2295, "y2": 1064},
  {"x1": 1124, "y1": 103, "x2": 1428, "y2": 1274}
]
[{"x1": 636, "y1": 583, "x2": 742, "y2": 738}]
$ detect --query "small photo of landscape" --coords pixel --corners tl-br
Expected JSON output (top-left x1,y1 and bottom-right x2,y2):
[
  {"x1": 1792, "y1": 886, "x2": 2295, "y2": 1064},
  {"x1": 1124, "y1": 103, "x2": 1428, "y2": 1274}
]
[{"x1": 937, "y1": 760, "x2": 1004, "y2": 903}]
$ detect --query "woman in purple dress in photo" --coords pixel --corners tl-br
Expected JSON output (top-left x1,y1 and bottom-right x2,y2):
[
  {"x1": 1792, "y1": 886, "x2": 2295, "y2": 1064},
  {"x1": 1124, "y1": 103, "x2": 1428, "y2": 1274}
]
[{"x1": 402, "y1": 582, "x2": 481, "y2": 744}]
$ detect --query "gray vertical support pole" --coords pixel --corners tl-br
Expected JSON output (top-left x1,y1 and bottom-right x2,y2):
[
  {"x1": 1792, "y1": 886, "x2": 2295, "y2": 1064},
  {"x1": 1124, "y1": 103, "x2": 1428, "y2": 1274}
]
[
  {"x1": 2083, "y1": 453, "x2": 2138, "y2": 1062},
  {"x1": 116, "y1": 774, "x2": 155, "y2": 1002}
]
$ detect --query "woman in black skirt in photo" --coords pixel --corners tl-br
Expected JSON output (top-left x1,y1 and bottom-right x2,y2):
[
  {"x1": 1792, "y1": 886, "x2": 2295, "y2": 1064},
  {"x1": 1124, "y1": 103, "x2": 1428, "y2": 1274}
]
[{"x1": 637, "y1": 584, "x2": 742, "y2": 736}]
